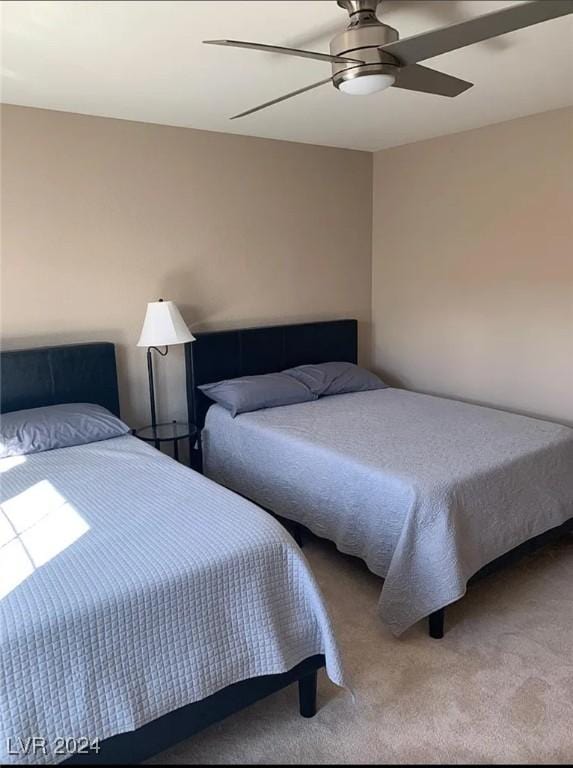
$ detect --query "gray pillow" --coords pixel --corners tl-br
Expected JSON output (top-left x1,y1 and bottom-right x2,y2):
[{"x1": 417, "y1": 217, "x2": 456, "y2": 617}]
[
  {"x1": 284, "y1": 361, "x2": 387, "y2": 398},
  {"x1": 0, "y1": 403, "x2": 130, "y2": 458},
  {"x1": 199, "y1": 372, "x2": 315, "y2": 417}
]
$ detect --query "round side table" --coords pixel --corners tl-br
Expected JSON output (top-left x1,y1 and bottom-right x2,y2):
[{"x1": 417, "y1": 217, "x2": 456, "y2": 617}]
[{"x1": 135, "y1": 420, "x2": 197, "y2": 464}]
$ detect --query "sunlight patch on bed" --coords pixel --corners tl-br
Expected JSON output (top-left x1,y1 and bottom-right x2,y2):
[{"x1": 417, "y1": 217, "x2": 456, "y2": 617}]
[{"x1": 0, "y1": 480, "x2": 89, "y2": 598}]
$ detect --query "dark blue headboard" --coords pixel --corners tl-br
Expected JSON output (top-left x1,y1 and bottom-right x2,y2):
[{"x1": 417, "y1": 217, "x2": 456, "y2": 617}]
[
  {"x1": 185, "y1": 319, "x2": 358, "y2": 428},
  {"x1": 0, "y1": 342, "x2": 120, "y2": 416}
]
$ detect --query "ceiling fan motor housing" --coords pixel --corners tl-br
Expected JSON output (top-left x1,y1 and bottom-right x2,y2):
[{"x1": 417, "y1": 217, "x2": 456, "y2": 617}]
[{"x1": 332, "y1": 1, "x2": 400, "y2": 90}]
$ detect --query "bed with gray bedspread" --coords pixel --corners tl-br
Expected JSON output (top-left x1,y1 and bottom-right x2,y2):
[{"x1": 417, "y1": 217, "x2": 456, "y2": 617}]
[
  {"x1": 0, "y1": 435, "x2": 343, "y2": 766},
  {"x1": 203, "y1": 388, "x2": 573, "y2": 636}
]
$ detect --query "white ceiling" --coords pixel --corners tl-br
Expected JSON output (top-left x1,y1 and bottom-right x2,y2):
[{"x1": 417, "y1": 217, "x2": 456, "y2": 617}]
[{"x1": 1, "y1": 0, "x2": 572, "y2": 151}]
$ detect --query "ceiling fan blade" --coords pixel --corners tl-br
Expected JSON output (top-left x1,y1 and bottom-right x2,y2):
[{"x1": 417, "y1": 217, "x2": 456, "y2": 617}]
[
  {"x1": 393, "y1": 64, "x2": 473, "y2": 97},
  {"x1": 380, "y1": 0, "x2": 573, "y2": 65},
  {"x1": 230, "y1": 77, "x2": 333, "y2": 120},
  {"x1": 204, "y1": 39, "x2": 364, "y2": 65}
]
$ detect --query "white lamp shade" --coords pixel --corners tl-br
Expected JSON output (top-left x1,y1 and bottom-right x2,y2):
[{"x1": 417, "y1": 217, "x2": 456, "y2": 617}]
[{"x1": 137, "y1": 300, "x2": 196, "y2": 347}]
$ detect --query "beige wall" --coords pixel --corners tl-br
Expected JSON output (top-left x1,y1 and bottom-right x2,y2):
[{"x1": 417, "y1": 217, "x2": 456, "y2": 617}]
[
  {"x1": 372, "y1": 107, "x2": 573, "y2": 425},
  {"x1": 3, "y1": 104, "x2": 571, "y2": 430},
  {"x1": 1, "y1": 105, "x2": 372, "y2": 426}
]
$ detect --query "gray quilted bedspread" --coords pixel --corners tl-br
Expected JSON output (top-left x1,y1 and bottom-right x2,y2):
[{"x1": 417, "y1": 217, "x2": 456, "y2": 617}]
[
  {"x1": 203, "y1": 389, "x2": 573, "y2": 635},
  {"x1": 0, "y1": 436, "x2": 344, "y2": 765}
]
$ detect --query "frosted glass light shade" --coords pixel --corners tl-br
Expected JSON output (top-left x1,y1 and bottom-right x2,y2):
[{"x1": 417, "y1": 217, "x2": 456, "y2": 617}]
[
  {"x1": 137, "y1": 300, "x2": 196, "y2": 347},
  {"x1": 339, "y1": 73, "x2": 395, "y2": 96}
]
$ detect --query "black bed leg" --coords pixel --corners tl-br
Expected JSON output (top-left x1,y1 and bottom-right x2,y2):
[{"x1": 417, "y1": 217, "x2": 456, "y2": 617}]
[
  {"x1": 298, "y1": 671, "x2": 317, "y2": 718},
  {"x1": 292, "y1": 523, "x2": 304, "y2": 548},
  {"x1": 429, "y1": 608, "x2": 445, "y2": 639}
]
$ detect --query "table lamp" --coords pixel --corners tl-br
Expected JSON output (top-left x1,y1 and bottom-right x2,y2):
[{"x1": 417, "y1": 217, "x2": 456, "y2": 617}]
[{"x1": 137, "y1": 299, "x2": 196, "y2": 427}]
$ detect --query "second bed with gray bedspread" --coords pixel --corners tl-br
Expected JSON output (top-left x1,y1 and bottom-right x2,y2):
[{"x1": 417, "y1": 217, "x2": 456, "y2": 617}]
[
  {"x1": 0, "y1": 435, "x2": 344, "y2": 766},
  {"x1": 203, "y1": 388, "x2": 573, "y2": 635}
]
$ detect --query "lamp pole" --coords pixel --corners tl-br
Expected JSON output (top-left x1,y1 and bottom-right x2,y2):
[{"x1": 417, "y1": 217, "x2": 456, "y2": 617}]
[{"x1": 146, "y1": 346, "x2": 168, "y2": 434}]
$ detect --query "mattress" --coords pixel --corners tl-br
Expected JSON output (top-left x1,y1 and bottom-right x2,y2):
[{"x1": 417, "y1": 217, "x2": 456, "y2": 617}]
[
  {"x1": 0, "y1": 435, "x2": 344, "y2": 766},
  {"x1": 203, "y1": 388, "x2": 573, "y2": 635}
]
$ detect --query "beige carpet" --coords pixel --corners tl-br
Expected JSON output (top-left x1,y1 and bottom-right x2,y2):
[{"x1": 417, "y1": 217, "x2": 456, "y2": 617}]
[{"x1": 149, "y1": 532, "x2": 573, "y2": 764}]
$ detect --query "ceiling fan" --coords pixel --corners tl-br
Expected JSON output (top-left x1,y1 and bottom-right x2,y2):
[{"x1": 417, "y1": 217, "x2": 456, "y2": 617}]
[{"x1": 204, "y1": 0, "x2": 573, "y2": 119}]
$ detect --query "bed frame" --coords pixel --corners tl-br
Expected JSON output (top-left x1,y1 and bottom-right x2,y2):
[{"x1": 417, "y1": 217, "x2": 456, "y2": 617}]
[
  {"x1": 0, "y1": 342, "x2": 121, "y2": 416},
  {"x1": 185, "y1": 318, "x2": 358, "y2": 431},
  {"x1": 0, "y1": 342, "x2": 325, "y2": 765},
  {"x1": 185, "y1": 318, "x2": 573, "y2": 640}
]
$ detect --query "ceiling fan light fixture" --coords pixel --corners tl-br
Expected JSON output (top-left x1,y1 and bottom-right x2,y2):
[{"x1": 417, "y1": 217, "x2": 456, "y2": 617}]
[
  {"x1": 208, "y1": 0, "x2": 573, "y2": 118},
  {"x1": 338, "y1": 71, "x2": 395, "y2": 95}
]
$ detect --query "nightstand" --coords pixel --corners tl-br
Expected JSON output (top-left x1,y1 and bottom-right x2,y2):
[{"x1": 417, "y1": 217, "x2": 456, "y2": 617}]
[{"x1": 135, "y1": 420, "x2": 200, "y2": 469}]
